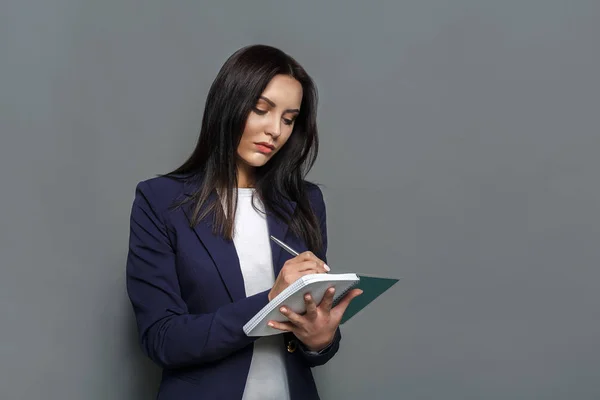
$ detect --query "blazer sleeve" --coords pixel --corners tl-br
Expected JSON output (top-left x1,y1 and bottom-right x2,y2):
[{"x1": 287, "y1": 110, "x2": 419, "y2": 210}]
[
  {"x1": 126, "y1": 181, "x2": 269, "y2": 369},
  {"x1": 296, "y1": 184, "x2": 342, "y2": 367}
]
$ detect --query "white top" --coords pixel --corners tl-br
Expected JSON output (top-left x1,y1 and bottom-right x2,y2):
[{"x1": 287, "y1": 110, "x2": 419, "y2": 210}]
[{"x1": 232, "y1": 188, "x2": 290, "y2": 400}]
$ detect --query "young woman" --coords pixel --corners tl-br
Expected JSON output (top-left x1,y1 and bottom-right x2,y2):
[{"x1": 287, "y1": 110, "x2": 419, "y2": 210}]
[{"x1": 126, "y1": 44, "x2": 362, "y2": 400}]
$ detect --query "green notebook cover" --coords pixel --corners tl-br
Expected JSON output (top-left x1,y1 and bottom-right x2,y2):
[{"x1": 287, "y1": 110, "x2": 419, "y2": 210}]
[{"x1": 340, "y1": 275, "x2": 400, "y2": 324}]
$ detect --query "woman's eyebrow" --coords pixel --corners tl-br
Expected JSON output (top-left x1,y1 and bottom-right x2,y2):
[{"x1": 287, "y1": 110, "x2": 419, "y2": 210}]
[{"x1": 259, "y1": 96, "x2": 300, "y2": 113}]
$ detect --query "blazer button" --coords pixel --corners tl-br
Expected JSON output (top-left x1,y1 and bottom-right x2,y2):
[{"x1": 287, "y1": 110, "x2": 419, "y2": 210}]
[{"x1": 287, "y1": 340, "x2": 297, "y2": 353}]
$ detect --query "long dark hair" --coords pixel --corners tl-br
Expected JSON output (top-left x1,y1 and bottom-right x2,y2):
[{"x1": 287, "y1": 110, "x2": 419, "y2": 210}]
[{"x1": 168, "y1": 44, "x2": 322, "y2": 252}]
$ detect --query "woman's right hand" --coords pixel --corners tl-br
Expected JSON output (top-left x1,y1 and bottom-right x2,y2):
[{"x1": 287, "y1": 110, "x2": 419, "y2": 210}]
[{"x1": 268, "y1": 252, "x2": 330, "y2": 301}]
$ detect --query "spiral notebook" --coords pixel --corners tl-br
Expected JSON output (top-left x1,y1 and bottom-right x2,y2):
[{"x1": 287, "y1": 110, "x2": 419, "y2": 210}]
[{"x1": 243, "y1": 273, "x2": 399, "y2": 337}]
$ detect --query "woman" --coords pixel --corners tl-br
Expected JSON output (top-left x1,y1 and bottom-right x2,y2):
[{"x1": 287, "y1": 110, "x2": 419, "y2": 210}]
[{"x1": 126, "y1": 44, "x2": 362, "y2": 400}]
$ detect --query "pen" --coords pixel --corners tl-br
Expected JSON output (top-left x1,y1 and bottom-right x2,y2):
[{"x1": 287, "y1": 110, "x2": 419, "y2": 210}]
[
  {"x1": 269, "y1": 235, "x2": 299, "y2": 256},
  {"x1": 269, "y1": 235, "x2": 330, "y2": 271}
]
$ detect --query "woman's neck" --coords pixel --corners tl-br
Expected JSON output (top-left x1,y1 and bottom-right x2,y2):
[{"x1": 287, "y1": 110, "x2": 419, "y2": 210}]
[{"x1": 237, "y1": 163, "x2": 255, "y2": 188}]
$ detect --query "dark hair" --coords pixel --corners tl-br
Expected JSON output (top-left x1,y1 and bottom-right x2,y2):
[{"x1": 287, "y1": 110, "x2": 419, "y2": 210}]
[{"x1": 168, "y1": 44, "x2": 322, "y2": 252}]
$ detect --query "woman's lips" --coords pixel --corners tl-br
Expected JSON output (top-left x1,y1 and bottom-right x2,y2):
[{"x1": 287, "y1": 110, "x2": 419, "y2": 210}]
[{"x1": 255, "y1": 143, "x2": 274, "y2": 154}]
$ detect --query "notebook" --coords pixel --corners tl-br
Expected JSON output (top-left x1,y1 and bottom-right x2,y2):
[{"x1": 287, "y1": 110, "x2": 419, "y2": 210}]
[{"x1": 243, "y1": 273, "x2": 399, "y2": 337}]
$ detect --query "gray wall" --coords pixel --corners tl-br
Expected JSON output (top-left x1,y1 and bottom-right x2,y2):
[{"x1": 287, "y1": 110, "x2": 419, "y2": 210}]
[{"x1": 1, "y1": 0, "x2": 599, "y2": 399}]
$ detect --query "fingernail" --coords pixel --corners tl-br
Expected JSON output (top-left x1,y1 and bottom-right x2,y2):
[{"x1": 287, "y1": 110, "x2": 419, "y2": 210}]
[
  {"x1": 324, "y1": 264, "x2": 330, "y2": 272},
  {"x1": 280, "y1": 307, "x2": 287, "y2": 313},
  {"x1": 268, "y1": 322, "x2": 274, "y2": 327},
  {"x1": 329, "y1": 288, "x2": 335, "y2": 294},
  {"x1": 305, "y1": 294, "x2": 311, "y2": 300}
]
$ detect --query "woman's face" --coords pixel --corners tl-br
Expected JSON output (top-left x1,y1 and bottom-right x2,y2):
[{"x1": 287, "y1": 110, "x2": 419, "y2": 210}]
[{"x1": 236, "y1": 74, "x2": 303, "y2": 172}]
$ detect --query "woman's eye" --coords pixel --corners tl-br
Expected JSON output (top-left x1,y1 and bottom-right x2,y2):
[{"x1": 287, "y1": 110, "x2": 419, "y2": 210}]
[
  {"x1": 253, "y1": 107, "x2": 267, "y2": 115},
  {"x1": 283, "y1": 118, "x2": 295, "y2": 125}
]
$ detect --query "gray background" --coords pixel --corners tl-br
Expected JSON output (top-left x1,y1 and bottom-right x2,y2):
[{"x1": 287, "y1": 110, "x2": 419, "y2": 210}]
[{"x1": 1, "y1": 0, "x2": 599, "y2": 399}]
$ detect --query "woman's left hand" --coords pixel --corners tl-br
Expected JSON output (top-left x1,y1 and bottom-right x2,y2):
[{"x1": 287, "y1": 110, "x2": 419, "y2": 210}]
[{"x1": 267, "y1": 287, "x2": 363, "y2": 352}]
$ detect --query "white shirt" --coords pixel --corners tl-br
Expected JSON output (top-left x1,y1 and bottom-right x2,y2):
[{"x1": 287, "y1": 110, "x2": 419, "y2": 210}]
[{"x1": 232, "y1": 188, "x2": 290, "y2": 400}]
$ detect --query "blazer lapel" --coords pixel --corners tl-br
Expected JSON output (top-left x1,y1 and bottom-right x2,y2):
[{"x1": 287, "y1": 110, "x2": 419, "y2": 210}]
[
  {"x1": 182, "y1": 179, "x2": 298, "y2": 301},
  {"x1": 181, "y1": 183, "x2": 246, "y2": 302}
]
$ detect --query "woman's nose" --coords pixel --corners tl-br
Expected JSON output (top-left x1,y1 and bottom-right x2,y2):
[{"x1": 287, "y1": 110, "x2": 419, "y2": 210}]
[{"x1": 265, "y1": 116, "x2": 281, "y2": 138}]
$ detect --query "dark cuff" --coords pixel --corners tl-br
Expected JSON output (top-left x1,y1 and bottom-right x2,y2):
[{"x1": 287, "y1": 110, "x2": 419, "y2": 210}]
[{"x1": 300, "y1": 339, "x2": 335, "y2": 355}]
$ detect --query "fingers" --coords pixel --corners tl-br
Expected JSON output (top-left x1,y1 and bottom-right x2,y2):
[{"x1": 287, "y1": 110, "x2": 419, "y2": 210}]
[
  {"x1": 332, "y1": 288, "x2": 363, "y2": 314},
  {"x1": 281, "y1": 262, "x2": 327, "y2": 286},
  {"x1": 281, "y1": 267, "x2": 321, "y2": 288},
  {"x1": 277, "y1": 294, "x2": 317, "y2": 327},
  {"x1": 304, "y1": 293, "x2": 318, "y2": 318},
  {"x1": 267, "y1": 320, "x2": 294, "y2": 332},
  {"x1": 295, "y1": 262, "x2": 328, "y2": 275},
  {"x1": 295, "y1": 261, "x2": 326, "y2": 273},
  {"x1": 291, "y1": 251, "x2": 330, "y2": 272},
  {"x1": 318, "y1": 287, "x2": 336, "y2": 312},
  {"x1": 273, "y1": 260, "x2": 324, "y2": 300},
  {"x1": 279, "y1": 305, "x2": 303, "y2": 324}
]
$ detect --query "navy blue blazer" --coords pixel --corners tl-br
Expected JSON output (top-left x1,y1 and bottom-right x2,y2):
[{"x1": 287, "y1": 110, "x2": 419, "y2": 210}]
[{"x1": 126, "y1": 175, "x2": 341, "y2": 399}]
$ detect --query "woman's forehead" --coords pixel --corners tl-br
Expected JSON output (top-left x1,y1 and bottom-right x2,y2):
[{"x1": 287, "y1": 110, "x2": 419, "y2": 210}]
[{"x1": 260, "y1": 75, "x2": 303, "y2": 108}]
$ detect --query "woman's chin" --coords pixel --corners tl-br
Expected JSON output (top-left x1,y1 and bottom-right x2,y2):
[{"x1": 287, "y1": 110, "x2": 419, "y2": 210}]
[{"x1": 240, "y1": 153, "x2": 272, "y2": 168}]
